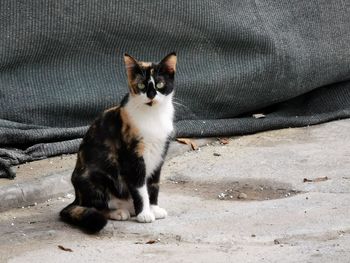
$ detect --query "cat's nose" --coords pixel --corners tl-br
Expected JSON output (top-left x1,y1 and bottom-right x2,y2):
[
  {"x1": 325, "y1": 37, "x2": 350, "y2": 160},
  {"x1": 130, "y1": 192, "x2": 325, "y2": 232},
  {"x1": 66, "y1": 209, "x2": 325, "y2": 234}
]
[{"x1": 146, "y1": 88, "x2": 156, "y2": 100}]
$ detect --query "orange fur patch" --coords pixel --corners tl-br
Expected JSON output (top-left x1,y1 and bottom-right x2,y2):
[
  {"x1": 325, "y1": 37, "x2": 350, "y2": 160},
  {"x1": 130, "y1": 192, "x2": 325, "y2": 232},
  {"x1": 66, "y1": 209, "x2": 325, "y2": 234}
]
[
  {"x1": 70, "y1": 206, "x2": 86, "y2": 220},
  {"x1": 164, "y1": 55, "x2": 177, "y2": 73},
  {"x1": 120, "y1": 108, "x2": 144, "y2": 156},
  {"x1": 139, "y1": 61, "x2": 151, "y2": 68}
]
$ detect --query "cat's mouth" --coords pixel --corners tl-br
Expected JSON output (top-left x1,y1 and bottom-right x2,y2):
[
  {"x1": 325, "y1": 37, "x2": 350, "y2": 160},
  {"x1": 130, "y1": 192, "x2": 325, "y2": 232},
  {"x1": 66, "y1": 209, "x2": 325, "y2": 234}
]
[{"x1": 145, "y1": 100, "x2": 156, "y2": 106}]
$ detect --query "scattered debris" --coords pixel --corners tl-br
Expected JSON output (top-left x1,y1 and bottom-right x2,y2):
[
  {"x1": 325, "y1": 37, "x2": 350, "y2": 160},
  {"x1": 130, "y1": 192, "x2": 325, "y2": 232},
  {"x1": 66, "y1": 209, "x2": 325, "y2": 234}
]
[
  {"x1": 252, "y1": 113, "x2": 266, "y2": 119},
  {"x1": 218, "y1": 138, "x2": 230, "y2": 145},
  {"x1": 238, "y1": 193, "x2": 248, "y2": 199},
  {"x1": 145, "y1": 240, "x2": 157, "y2": 244},
  {"x1": 58, "y1": 245, "x2": 73, "y2": 252},
  {"x1": 167, "y1": 179, "x2": 300, "y2": 201},
  {"x1": 218, "y1": 193, "x2": 227, "y2": 200},
  {"x1": 176, "y1": 138, "x2": 198, "y2": 150},
  {"x1": 145, "y1": 239, "x2": 160, "y2": 244},
  {"x1": 135, "y1": 239, "x2": 161, "y2": 245},
  {"x1": 65, "y1": 193, "x2": 74, "y2": 199},
  {"x1": 213, "y1": 153, "x2": 221, "y2": 156},
  {"x1": 274, "y1": 239, "x2": 280, "y2": 245},
  {"x1": 303, "y1": 176, "x2": 328, "y2": 183}
]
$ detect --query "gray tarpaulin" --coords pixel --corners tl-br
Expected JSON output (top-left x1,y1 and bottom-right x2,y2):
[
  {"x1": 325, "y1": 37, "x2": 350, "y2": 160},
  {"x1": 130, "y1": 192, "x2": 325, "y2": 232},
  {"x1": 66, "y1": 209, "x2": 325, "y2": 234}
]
[{"x1": 1, "y1": 1, "x2": 350, "y2": 178}]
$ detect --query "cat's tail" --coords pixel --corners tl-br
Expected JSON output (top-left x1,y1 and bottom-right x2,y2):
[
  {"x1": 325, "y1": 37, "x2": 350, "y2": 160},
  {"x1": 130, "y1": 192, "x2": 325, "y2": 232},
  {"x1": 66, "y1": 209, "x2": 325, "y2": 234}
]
[{"x1": 60, "y1": 201, "x2": 107, "y2": 233}]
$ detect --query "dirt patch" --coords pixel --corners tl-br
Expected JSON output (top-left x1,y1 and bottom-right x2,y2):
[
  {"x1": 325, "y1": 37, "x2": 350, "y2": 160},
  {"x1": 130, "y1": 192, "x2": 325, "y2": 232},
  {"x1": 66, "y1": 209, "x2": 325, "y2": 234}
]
[{"x1": 162, "y1": 177, "x2": 301, "y2": 201}]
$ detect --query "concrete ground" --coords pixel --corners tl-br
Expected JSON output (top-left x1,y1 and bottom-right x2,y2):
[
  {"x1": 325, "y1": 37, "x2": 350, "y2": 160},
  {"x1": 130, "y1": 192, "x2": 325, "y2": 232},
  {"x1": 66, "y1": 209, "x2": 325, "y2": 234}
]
[{"x1": 0, "y1": 119, "x2": 349, "y2": 263}]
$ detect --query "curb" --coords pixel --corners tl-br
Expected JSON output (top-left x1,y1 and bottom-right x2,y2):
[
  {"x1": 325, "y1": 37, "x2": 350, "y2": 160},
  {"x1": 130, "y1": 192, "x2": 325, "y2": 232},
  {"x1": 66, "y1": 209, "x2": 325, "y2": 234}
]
[{"x1": 0, "y1": 138, "x2": 215, "y2": 212}]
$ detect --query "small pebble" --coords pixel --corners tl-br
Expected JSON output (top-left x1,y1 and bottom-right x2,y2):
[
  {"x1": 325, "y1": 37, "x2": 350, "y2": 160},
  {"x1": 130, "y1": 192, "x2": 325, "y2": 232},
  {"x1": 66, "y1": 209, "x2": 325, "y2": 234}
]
[
  {"x1": 218, "y1": 193, "x2": 227, "y2": 200},
  {"x1": 251, "y1": 234, "x2": 256, "y2": 237},
  {"x1": 238, "y1": 193, "x2": 248, "y2": 199},
  {"x1": 65, "y1": 193, "x2": 74, "y2": 199},
  {"x1": 11, "y1": 223, "x2": 14, "y2": 226},
  {"x1": 213, "y1": 153, "x2": 221, "y2": 157}
]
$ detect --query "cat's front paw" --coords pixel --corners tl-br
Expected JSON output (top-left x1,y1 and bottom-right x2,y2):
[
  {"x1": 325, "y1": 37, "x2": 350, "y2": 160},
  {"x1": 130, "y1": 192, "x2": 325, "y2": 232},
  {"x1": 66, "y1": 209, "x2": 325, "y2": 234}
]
[
  {"x1": 151, "y1": 205, "x2": 167, "y2": 219},
  {"x1": 136, "y1": 210, "x2": 155, "y2": 223}
]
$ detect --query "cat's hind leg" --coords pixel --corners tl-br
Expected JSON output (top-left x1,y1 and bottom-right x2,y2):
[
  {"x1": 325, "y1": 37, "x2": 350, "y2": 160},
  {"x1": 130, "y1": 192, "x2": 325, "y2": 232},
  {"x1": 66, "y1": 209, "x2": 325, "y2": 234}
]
[
  {"x1": 107, "y1": 197, "x2": 135, "y2": 221},
  {"x1": 108, "y1": 209, "x2": 130, "y2": 221}
]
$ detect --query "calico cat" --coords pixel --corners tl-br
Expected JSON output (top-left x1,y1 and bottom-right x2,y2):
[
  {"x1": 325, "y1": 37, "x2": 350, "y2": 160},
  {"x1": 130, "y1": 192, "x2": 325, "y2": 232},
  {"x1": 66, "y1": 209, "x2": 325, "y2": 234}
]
[{"x1": 60, "y1": 52, "x2": 177, "y2": 233}]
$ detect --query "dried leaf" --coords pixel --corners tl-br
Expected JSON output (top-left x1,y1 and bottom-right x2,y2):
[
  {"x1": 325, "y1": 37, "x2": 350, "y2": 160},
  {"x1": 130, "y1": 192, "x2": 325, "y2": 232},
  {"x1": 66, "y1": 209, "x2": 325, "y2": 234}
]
[
  {"x1": 303, "y1": 176, "x2": 328, "y2": 183},
  {"x1": 176, "y1": 138, "x2": 198, "y2": 150},
  {"x1": 58, "y1": 245, "x2": 73, "y2": 252},
  {"x1": 145, "y1": 239, "x2": 159, "y2": 244},
  {"x1": 219, "y1": 138, "x2": 230, "y2": 145},
  {"x1": 253, "y1": 113, "x2": 266, "y2": 119}
]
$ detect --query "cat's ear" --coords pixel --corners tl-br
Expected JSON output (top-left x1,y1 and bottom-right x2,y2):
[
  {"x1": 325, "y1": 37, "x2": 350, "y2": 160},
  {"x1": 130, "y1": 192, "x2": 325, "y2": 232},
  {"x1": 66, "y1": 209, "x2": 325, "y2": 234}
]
[
  {"x1": 159, "y1": 52, "x2": 177, "y2": 75},
  {"x1": 124, "y1": 53, "x2": 141, "y2": 91},
  {"x1": 124, "y1": 53, "x2": 139, "y2": 71}
]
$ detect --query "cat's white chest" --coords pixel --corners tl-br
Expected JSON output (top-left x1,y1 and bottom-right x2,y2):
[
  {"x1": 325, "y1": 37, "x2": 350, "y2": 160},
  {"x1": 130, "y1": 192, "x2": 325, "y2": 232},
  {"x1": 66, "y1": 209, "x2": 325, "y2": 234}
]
[
  {"x1": 138, "y1": 112, "x2": 173, "y2": 177},
  {"x1": 126, "y1": 98, "x2": 174, "y2": 177}
]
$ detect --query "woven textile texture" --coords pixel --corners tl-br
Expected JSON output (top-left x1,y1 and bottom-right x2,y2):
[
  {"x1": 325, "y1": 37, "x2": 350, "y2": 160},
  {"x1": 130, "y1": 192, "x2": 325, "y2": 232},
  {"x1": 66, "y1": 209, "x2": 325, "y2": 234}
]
[{"x1": 1, "y1": 1, "x2": 350, "y2": 178}]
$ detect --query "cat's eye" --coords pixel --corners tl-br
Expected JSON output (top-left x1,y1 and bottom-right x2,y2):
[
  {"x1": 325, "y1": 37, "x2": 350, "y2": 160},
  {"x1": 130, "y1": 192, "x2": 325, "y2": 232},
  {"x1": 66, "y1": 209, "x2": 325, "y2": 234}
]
[
  {"x1": 137, "y1": 83, "x2": 145, "y2": 90},
  {"x1": 156, "y1": 82, "x2": 165, "y2": 89}
]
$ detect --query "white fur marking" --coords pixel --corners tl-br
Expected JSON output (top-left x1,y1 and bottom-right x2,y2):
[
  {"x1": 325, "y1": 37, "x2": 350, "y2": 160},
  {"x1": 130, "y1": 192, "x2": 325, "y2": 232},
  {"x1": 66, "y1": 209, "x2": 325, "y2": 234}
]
[
  {"x1": 136, "y1": 185, "x2": 155, "y2": 223},
  {"x1": 125, "y1": 93, "x2": 174, "y2": 177},
  {"x1": 148, "y1": 76, "x2": 155, "y2": 87},
  {"x1": 151, "y1": 205, "x2": 167, "y2": 219}
]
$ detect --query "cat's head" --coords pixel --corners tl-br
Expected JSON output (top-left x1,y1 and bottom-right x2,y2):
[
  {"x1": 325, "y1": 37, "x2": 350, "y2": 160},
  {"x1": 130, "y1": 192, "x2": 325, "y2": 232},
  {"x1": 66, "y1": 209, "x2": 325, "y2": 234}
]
[{"x1": 124, "y1": 52, "x2": 177, "y2": 107}]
